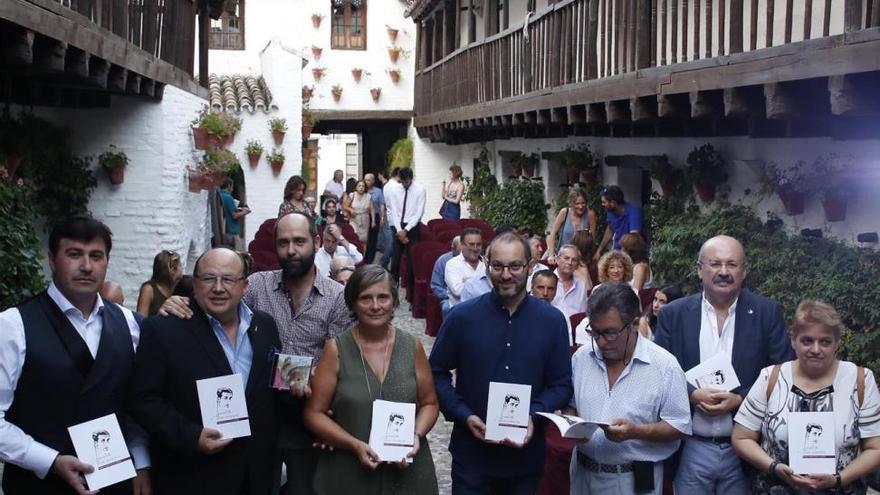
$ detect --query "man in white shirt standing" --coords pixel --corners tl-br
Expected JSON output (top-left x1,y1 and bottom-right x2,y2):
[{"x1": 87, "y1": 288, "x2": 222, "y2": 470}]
[
  {"x1": 444, "y1": 228, "x2": 484, "y2": 309},
  {"x1": 552, "y1": 244, "x2": 588, "y2": 318},
  {"x1": 379, "y1": 168, "x2": 404, "y2": 269},
  {"x1": 322, "y1": 169, "x2": 345, "y2": 204},
  {"x1": 0, "y1": 216, "x2": 150, "y2": 495},
  {"x1": 314, "y1": 224, "x2": 363, "y2": 279},
  {"x1": 387, "y1": 167, "x2": 425, "y2": 291}
]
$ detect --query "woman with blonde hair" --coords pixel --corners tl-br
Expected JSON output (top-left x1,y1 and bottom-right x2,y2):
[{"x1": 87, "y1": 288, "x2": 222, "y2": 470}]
[
  {"x1": 732, "y1": 300, "x2": 880, "y2": 494},
  {"x1": 545, "y1": 188, "x2": 597, "y2": 263},
  {"x1": 596, "y1": 250, "x2": 634, "y2": 286},
  {"x1": 439, "y1": 164, "x2": 465, "y2": 221},
  {"x1": 136, "y1": 250, "x2": 183, "y2": 316}
]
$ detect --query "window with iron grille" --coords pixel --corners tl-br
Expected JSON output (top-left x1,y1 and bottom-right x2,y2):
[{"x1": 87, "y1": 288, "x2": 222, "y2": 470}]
[
  {"x1": 331, "y1": 0, "x2": 367, "y2": 50},
  {"x1": 210, "y1": 0, "x2": 245, "y2": 50},
  {"x1": 345, "y1": 143, "x2": 359, "y2": 177}
]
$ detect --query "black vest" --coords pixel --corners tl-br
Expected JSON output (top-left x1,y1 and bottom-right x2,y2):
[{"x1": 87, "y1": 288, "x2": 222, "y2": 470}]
[{"x1": 3, "y1": 291, "x2": 135, "y2": 494}]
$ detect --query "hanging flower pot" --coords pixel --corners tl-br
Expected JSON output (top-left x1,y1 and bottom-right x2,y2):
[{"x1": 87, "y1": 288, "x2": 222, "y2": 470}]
[
  {"x1": 388, "y1": 69, "x2": 401, "y2": 83},
  {"x1": 388, "y1": 47, "x2": 401, "y2": 63},
  {"x1": 370, "y1": 87, "x2": 381, "y2": 102},
  {"x1": 694, "y1": 182, "x2": 716, "y2": 202},
  {"x1": 188, "y1": 169, "x2": 206, "y2": 192},
  {"x1": 302, "y1": 85, "x2": 314, "y2": 102},
  {"x1": 98, "y1": 145, "x2": 128, "y2": 186},
  {"x1": 192, "y1": 126, "x2": 209, "y2": 150},
  {"x1": 106, "y1": 166, "x2": 125, "y2": 185},
  {"x1": 247, "y1": 153, "x2": 260, "y2": 167},
  {"x1": 311, "y1": 46, "x2": 322, "y2": 60},
  {"x1": 272, "y1": 130, "x2": 285, "y2": 145},
  {"x1": 777, "y1": 185, "x2": 805, "y2": 215},
  {"x1": 351, "y1": 68, "x2": 363, "y2": 82},
  {"x1": 269, "y1": 117, "x2": 287, "y2": 145},
  {"x1": 267, "y1": 149, "x2": 285, "y2": 175},
  {"x1": 387, "y1": 26, "x2": 399, "y2": 42},
  {"x1": 822, "y1": 192, "x2": 847, "y2": 222},
  {"x1": 206, "y1": 133, "x2": 226, "y2": 149},
  {"x1": 312, "y1": 67, "x2": 326, "y2": 81},
  {"x1": 331, "y1": 84, "x2": 343, "y2": 102},
  {"x1": 566, "y1": 167, "x2": 580, "y2": 185},
  {"x1": 311, "y1": 14, "x2": 323, "y2": 28}
]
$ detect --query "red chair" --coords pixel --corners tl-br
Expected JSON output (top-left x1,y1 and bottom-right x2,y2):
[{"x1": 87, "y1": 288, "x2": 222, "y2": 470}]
[
  {"x1": 460, "y1": 218, "x2": 492, "y2": 231},
  {"x1": 411, "y1": 242, "x2": 447, "y2": 318},
  {"x1": 256, "y1": 218, "x2": 277, "y2": 238},
  {"x1": 337, "y1": 222, "x2": 360, "y2": 244},
  {"x1": 478, "y1": 226, "x2": 496, "y2": 241},
  {"x1": 569, "y1": 312, "x2": 587, "y2": 354},
  {"x1": 251, "y1": 250, "x2": 279, "y2": 272},
  {"x1": 538, "y1": 426, "x2": 577, "y2": 495},
  {"x1": 436, "y1": 229, "x2": 460, "y2": 246},
  {"x1": 425, "y1": 291, "x2": 443, "y2": 336},
  {"x1": 427, "y1": 218, "x2": 458, "y2": 233},
  {"x1": 639, "y1": 287, "x2": 657, "y2": 312},
  {"x1": 420, "y1": 228, "x2": 438, "y2": 243},
  {"x1": 248, "y1": 237, "x2": 275, "y2": 254}
]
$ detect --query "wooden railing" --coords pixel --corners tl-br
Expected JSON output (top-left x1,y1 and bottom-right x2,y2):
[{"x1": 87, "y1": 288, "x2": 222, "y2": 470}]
[
  {"x1": 54, "y1": 0, "x2": 196, "y2": 75},
  {"x1": 415, "y1": 0, "x2": 880, "y2": 116}
]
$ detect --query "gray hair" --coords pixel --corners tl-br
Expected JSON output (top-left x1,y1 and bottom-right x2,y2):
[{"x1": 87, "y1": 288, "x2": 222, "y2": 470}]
[{"x1": 588, "y1": 283, "x2": 641, "y2": 325}]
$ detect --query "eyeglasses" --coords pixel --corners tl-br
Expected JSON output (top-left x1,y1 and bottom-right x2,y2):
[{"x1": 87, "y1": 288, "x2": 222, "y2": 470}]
[
  {"x1": 488, "y1": 262, "x2": 527, "y2": 275},
  {"x1": 585, "y1": 322, "x2": 632, "y2": 342},
  {"x1": 194, "y1": 274, "x2": 245, "y2": 287},
  {"x1": 697, "y1": 259, "x2": 744, "y2": 271}
]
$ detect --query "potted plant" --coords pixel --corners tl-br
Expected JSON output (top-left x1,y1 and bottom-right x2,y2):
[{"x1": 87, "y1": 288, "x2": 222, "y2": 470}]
[
  {"x1": 311, "y1": 13, "x2": 324, "y2": 28},
  {"x1": 267, "y1": 148, "x2": 285, "y2": 174},
  {"x1": 351, "y1": 68, "x2": 363, "y2": 82},
  {"x1": 98, "y1": 145, "x2": 129, "y2": 185},
  {"x1": 684, "y1": 144, "x2": 728, "y2": 202},
  {"x1": 311, "y1": 45, "x2": 322, "y2": 60},
  {"x1": 810, "y1": 154, "x2": 853, "y2": 222},
  {"x1": 521, "y1": 153, "x2": 539, "y2": 177},
  {"x1": 388, "y1": 68, "x2": 401, "y2": 83},
  {"x1": 191, "y1": 107, "x2": 210, "y2": 150},
  {"x1": 331, "y1": 84, "x2": 343, "y2": 102},
  {"x1": 302, "y1": 85, "x2": 314, "y2": 102},
  {"x1": 245, "y1": 140, "x2": 263, "y2": 167},
  {"x1": 198, "y1": 148, "x2": 240, "y2": 188},
  {"x1": 649, "y1": 156, "x2": 682, "y2": 196},
  {"x1": 312, "y1": 67, "x2": 326, "y2": 81},
  {"x1": 388, "y1": 46, "x2": 404, "y2": 63},
  {"x1": 187, "y1": 166, "x2": 208, "y2": 193},
  {"x1": 560, "y1": 143, "x2": 598, "y2": 185},
  {"x1": 386, "y1": 25, "x2": 399, "y2": 42},
  {"x1": 762, "y1": 161, "x2": 809, "y2": 215},
  {"x1": 219, "y1": 112, "x2": 242, "y2": 146},
  {"x1": 370, "y1": 87, "x2": 382, "y2": 102},
  {"x1": 269, "y1": 118, "x2": 288, "y2": 145},
  {"x1": 302, "y1": 109, "x2": 319, "y2": 140}
]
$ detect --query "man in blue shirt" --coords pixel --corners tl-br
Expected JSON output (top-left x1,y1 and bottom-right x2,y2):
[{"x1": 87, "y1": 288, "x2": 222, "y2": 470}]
[
  {"x1": 430, "y1": 235, "x2": 460, "y2": 317},
  {"x1": 595, "y1": 185, "x2": 643, "y2": 259},
  {"x1": 363, "y1": 173, "x2": 385, "y2": 263},
  {"x1": 430, "y1": 232, "x2": 573, "y2": 494},
  {"x1": 219, "y1": 179, "x2": 250, "y2": 250}
]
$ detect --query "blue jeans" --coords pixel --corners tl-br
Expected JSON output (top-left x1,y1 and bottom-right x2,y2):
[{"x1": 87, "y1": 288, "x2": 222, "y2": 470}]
[
  {"x1": 378, "y1": 221, "x2": 394, "y2": 267},
  {"x1": 674, "y1": 437, "x2": 750, "y2": 495},
  {"x1": 451, "y1": 460, "x2": 541, "y2": 495}
]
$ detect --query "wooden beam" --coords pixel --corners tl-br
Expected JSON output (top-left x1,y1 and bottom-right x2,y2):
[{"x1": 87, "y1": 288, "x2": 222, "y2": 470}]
[
  {"x1": 33, "y1": 36, "x2": 67, "y2": 72},
  {"x1": 764, "y1": 82, "x2": 799, "y2": 120},
  {"x1": 88, "y1": 57, "x2": 110, "y2": 88},
  {"x1": 64, "y1": 47, "x2": 89, "y2": 79},
  {"x1": 567, "y1": 105, "x2": 586, "y2": 124},
  {"x1": 829, "y1": 74, "x2": 880, "y2": 115},
  {"x1": 1, "y1": 27, "x2": 34, "y2": 65},
  {"x1": 605, "y1": 154, "x2": 669, "y2": 169},
  {"x1": 126, "y1": 73, "x2": 141, "y2": 94},
  {"x1": 537, "y1": 110, "x2": 551, "y2": 125},
  {"x1": 658, "y1": 93, "x2": 690, "y2": 118},
  {"x1": 689, "y1": 90, "x2": 723, "y2": 119},
  {"x1": 108, "y1": 65, "x2": 127, "y2": 92},
  {"x1": 587, "y1": 103, "x2": 607, "y2": 124},
  {"x1": 606, "y1": 100, "x2": 632, "y2": 123},
  {"x1": 630, "y1": 95, "x2": 657, "y2": 121},
  {"x1": 140, "y1": 77, "x2": 156, "y2": 98},
  {"x1": 551, "y1": 107, "x2": 567, "y2": 124},
  {"x1": 723, "y1": 86, "x2": 765, "y2": 118}
]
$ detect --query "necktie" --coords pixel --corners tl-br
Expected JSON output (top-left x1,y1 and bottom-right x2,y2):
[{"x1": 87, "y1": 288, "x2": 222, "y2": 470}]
[{"x1": 400, "y1": 186, "x2": 409, "y2": 227}]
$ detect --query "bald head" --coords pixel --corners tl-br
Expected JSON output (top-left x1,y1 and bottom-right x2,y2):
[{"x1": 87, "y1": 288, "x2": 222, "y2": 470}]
[
  {"x1": 697, "y1": 235, "x2": 748, "y2": 307},
  {"x1": 698, "y1": 235, "x2": 746, "y2": 263},
  {"x1": 194, "y1": 248, "x2": 246, "y2": 279},
  {"x1": 100, "y1": 281, "x2": 125, "y2": 305},
  {"x1": 451, "y1": 235, "x2": 461, "y2": 256}
]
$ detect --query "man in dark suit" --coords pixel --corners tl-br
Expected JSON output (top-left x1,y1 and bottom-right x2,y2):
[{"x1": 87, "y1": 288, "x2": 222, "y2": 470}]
[
  {"x1": 130, "y1": 248, "x2": 282, "y2": 494},
  {"x1": 654, "y1": 235, "x2": 793, "y2": 494}
]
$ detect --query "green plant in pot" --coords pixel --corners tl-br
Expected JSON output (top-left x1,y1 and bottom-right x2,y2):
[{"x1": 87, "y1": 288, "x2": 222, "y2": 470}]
[
  {"x1": 649, "y1": 156, "x2": 683, "y2": 196},
  {"x1": 809, "y1": 153, "x2": 853, "y2": 222},
  {"x1": 269, "y1": 118, "x2": 288, "y2": 146},
  {"x1": 761, "y1": 160, "x2": 810, "y2": 215},
  {"x1": 482, "y1": 177, "x2": 549, "y2": 236},
  {"x1": 198, "y1": 148, "x2": 240, "y2": 189},
  {"x1": 245, "y1": 140, "x2": 263, "y2": 167},
  {"x1": 267, "y1": 148, "x2": 285, "y2": 174},
  {"x1": 561, "y1": 143, "x2": 598, "y2": 185},
  {"x1": 220, "y1": 113, "x2": 242, "y2": 145},
  {"x1": 462, "y1": 146, "x2": 497, "y2": 219},
  {"x1": 684, "y1": 144, "x2": 727, "y2": 202},
  {"x1": 302, "y1": 109, "x2": 319, "y2": 140},
  {"x1": 98, "y1": 145, "x2": 129, "y2": 186}
]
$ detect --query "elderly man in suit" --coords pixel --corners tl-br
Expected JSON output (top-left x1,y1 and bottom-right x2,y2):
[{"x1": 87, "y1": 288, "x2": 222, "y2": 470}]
[
  {"x1": 130, "y1": 248, "x2": 283, "y2": 494},
  {"x1": 654, "y1": 235, "x2": 793, "y2": 495}
]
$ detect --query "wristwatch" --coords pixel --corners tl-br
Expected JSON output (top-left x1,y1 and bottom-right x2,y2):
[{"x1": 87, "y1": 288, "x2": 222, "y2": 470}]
[{"x1": 834, "y1": 473, "x2": 843, "y2": 490}]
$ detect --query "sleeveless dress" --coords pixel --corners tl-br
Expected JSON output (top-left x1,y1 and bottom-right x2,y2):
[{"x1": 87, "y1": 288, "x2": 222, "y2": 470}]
[
  {"x1": 440, "y1": 184, "x2": 462, "y2": 220},
  {"x1": 146, "y1": 281, "x2": 169, "y2": 316},
  {"x1": 558, "y1": 208, "x2": 589, "y2": 249},
  {"x1": 313, "y1": 330, "x2": 438, "y2": 495},
  {"x1": 349, "y1": 193, "x2": 372, "y2": 241}
]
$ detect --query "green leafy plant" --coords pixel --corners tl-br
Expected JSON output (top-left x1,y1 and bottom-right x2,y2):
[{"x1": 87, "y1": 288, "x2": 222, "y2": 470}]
[
  {"x1": 199, "y1": 148, "x2": 240, "y2": 173},
  {"x1": 560, "y1": 143, "x2": 597, "y2": 171},
  {"x1": 684, "y1": 144, "x2": 728, "y2": 186},
  {"x1": 0, "y1": 170, "x2": 44, "y2": 310},
  {"x1": 331, "y1": 84, "x2": 344, "y2": 98},
  {"x1": 269, "y1": 118, "x2": 288, "y2": 133},
  {"x1": 245, "y1": 140, "x2": 264, "y2": 155},
  {"x1": 482, "y1": 177, "x2": 549, "y2": 235},
  {"x1": 807, "y1": 153, "x2": 853, "y2": 201},
  {"x1": 761, "y1": 160, "x2": 810, "y2": 196},
  {"x1": 386, "y1": 138, "x2": 413, "y2": 169},
  {"x1": 462, "y1": 146, "x2": 498, "y2": 218},
  {"x1": 97, "y1": 145, "x2": 128, "y2": 170},
  {"x1": 267, "y1": 148, "x2": 285, "y2": 165},
  {"x1": 198, "y1": 111, "x2": 226, "y2": 136}
]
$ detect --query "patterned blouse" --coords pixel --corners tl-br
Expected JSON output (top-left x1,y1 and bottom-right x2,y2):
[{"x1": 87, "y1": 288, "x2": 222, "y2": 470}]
[
  {"x1": 278, "y1": 201, "x2": 312, "y2": 219},
  {"x1": 734, "y1": 361, "x2": 880, "y2": 494}
]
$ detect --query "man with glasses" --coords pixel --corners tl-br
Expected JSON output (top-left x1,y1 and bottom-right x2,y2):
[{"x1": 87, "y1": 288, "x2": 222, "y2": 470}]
[
  {"x1": 430, "y1": 232, "x2": 573, "y2": 494},
  {"x1": 551, "y1": 244, "x2": 587, "y2": 318},
  {"x1": 654, "y1": 235, "x2": 792, "y2": 494},
  {"x1": 130, "y1": 248, "x2": 283, "y2": 494},
  {"x1": 568, "y1": 283, "x2": 691, "y2": 494}
]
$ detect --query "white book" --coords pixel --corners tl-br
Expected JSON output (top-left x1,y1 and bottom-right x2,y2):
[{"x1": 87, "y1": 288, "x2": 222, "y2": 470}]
[
  {"x1": 368, "y1": 400, "x2": 416, "y2": 463},
  {"x1": 196, "y1": 373, "x2": 251, "y2": 440},
  {"x1": 67, "y1": 413, "x2": 136, "y2": 491},
  {"x1": 485, "y1": 382, "x2": 532, "y2": 443},
  {"x1": 685, "y1": 353, "x2": 741, "y2": 392},
  {"x1": 536, "y1": 412, "x2": 608, "y2": 440},
  {"x1": 788, "y1": 412, "x2": 837, "y2": 474},
  {"x1": 272, "y1": 354, "x2": 313, "y2": 390}
]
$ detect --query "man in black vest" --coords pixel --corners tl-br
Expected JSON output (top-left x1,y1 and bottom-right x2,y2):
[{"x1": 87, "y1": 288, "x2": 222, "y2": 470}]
[
  {"x1": 0, "y1": 216, "x2": 150, "y2": 495},
  {"x1": 130, "y1": 248, "x2": 283, "y2": 494}
]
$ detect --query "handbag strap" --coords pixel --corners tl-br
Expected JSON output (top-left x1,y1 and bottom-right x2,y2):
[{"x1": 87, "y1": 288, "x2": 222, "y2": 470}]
[
  {"x1": 766, "y1": 364, "x2": 782, "y2": 401},
  {"x1": 765, "y1": 363, "x2": 864, "y2": 407}
]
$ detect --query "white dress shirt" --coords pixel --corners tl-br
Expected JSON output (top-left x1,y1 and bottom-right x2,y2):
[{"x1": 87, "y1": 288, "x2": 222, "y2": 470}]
[
  {"x1": 387, "y1": 181, "x2": 426, "y2": 231},
  {"x1": 314, "y1": 243, "x2": 364, "y2": 279},
  {"x1": 551, "y1": 270, "x2": 588, "y2": 318},
  {"x1": 323, "y1": 179, "x2": 344, "y2": 200},
  {"x1": 692, "y1": 294, "x2": 738, "y2": 437},
  {"x1": 444, "y1": 254, "x2": 485, "y2": 306},
  {"x1": 0, "y1": 283, "x2": 148, "y2": 478},
  {"x1": 383, "y1": 180, "x2": 404, "y2": 230}
]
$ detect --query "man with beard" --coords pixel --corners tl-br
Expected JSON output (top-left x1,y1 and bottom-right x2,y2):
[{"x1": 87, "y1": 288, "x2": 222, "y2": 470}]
[
  {"x1": 654, "y1": 235, "x2": 791, "y2": 495},
  {"x1": 159, "y1": 212, "x2": 353, "y2": 495},
  {"x1": 429, "y1": 232, "x2": 573, "y2": 494}
]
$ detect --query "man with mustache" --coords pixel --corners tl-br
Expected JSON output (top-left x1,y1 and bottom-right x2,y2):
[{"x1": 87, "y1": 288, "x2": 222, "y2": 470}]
[
  {"x1": 654, "y1": 235, "x2": 792, "y2": 494},
  {"x1": 159, "y1": 212, "x2": 353, "y2": 494}
]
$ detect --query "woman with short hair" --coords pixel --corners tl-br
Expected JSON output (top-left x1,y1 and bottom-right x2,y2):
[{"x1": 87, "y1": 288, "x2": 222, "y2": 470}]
[{"x1": 732, "y1": 300, "x2": 880, "y2": 494}]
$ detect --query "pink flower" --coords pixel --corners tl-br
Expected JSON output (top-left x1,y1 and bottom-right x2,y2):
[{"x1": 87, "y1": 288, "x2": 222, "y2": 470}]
[{"x1": 16, "y1": 178, "x2": 24, "y2": 188}]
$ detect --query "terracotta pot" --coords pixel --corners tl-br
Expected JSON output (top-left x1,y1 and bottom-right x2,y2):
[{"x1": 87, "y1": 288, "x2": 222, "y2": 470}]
[
  {"x1": 387, "y1": 28, "x2": 399, "y2": 42},
  {"x1": 777, "y1": 186, "x2": 805, "y2": 215},
  {"x1": 658, "y1": 177, "x2": 675, "y2": 195},
  {"x1": 270, "y1": 160, "x2": 284, "y2": 174},
  {"x1": 312, "y1": 68, "x2": 324, "y2": 81},
  {"x1": 389, "y1": 71, "x2": 400, "y2": 83},
  {"x1": 207, "y1": 133, "x2": 226, "y2": 149},
  {"x1": 370, "y1": 88, "x2": 381, "y2": 102},
  {"x1": 206, "y1": 170, "x2": 225, "y2": 189},
  {"x1": 188, "y1": 172, "x2": 205, "y2": 193},
  {"x1": 694, "y1": 182, "x2": 716, "y2": 202},
  {"x1": 303, "y1": 148, "x2": 315, "y2": 160},
  {"x1": 272, "y1": 130, "x2": 285, "y2": 145},
  {"x1": 107, "y1": 166, "x2": 125, "y2": 185},
  {"x1": 248, "y1": 152, "x2": 261, "y2": 167},
  {"x1": 311, "y1": 16, "x2": 322, "y2": 28},
  {"x1": 311, "y1": 47, "x2": 322, "y2": 60},
  {"x1": 332, "y1": 92, "x2": 342, "y2": 102},
  {"x1": 192, "y1": 126, "x2": 209, "y2": 150},
  {"x1": 224, "y1": 134, "x2": 235, "y2": 146},
  {"x1": 580, "y1": 168, "x2": 598, "y2": 185},
  {"x1": 388, "y1": 49, "x2": 400, "y2": 63},
  {"x1": 302, "y1": 125, "x2": 313, "y2": 140},
  {"x1": 352, "y1": 69, "x2": 362, "y2": 82},
  {"x1": 822, "y1": 192, "x2": 847, "y2": 222},
  {"x1": 522, "y1": 162, "x2": 535, "y2": 178}
]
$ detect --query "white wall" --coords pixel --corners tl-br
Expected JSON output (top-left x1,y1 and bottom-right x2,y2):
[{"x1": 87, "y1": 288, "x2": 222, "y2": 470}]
[
  {"x1": 19, "y1": 85, "x2": 212, "y2": 308},
  {"x1": 315, "y1": 133, "x2": 359, "y2": 193}
]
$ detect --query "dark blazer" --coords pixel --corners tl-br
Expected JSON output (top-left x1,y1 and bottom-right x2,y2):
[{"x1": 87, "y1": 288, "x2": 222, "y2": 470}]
[
  {"x1": 129, "y1": 304, "x2": 282, "y2": 495},
  {"x1": 654, "y1": 289, "x2": 794, "y2": 399}
]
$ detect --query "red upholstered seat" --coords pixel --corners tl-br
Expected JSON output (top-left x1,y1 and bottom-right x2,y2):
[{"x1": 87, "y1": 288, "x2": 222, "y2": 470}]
[
  {"x1": 425, "y1": 291, "x2": 443, "y2": 337},
  {"x1": 427, "y1": 218, "x2": 458, "y2": 233},
  {"x1": 569, "y1": 312, "x2": 587, "y2": 354},
  {"x1": 538, "y1": 425, "x2": 577, "y2": 495},
  {"x1": 420, "y1": 227, "x2": 438, "y2": 243},
  {"x1": 248, "y1": 237, "x2": 275, "y2": 254},
  {"x1": 251, "y1": 250, "x2": 279, "y2": 272},
  {"x1": 435, "y1": 229, "x2": 461, "y2": 246},
  {"x1": 639, "y1": 287, "x2": 657, "y2": 313},
  {"x1": 410, "y1": 242, "x2": 447, "y2": 318},
  {"x1": 256, "y1": 218, "x2": 277, "y2": 238}
]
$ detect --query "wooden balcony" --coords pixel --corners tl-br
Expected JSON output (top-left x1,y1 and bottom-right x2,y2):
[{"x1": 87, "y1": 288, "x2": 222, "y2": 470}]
[
  {"x1": 412, "y1": 0, "x2": 880, "y2": 143},
  {"x1": 0, "y1": 0, "x2": 210, "y2": 107}
]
